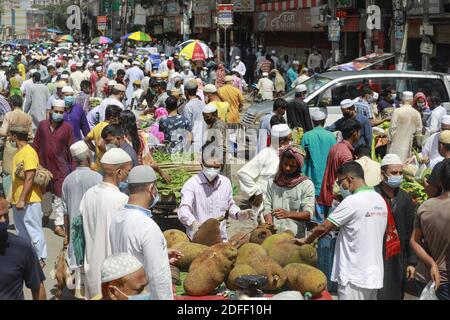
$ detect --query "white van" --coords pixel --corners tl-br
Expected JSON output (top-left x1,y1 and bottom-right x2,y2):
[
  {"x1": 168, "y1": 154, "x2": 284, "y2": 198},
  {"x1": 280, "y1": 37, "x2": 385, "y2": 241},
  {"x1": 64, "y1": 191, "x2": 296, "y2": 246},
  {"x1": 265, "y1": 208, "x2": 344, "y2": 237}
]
[{"x1": 242, "y1": 70, "x2": 450, "y2": 128}]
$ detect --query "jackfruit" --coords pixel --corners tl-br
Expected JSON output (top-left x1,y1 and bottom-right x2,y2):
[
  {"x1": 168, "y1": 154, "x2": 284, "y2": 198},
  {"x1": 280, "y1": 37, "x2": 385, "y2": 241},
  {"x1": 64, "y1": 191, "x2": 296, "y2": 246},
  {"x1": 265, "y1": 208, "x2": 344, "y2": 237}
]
[
  {"x1": 246, "y1": 254, "x2": 287, "y2": 291},
  {"x1": 192, "y1": 217, "x2": 224, "y2": 246},
  {"x1": 184, "y1": 244, "x2": 237, "y2": 296},
  {"x1": 261, "y1": 232, "x2": 295, "y2": 252},
  {"x1": 229, "y1": 232, "x2": 250, "y2": 248},
  {"x1": 163, "y1": 229, "x2": 189, "y2": 248},
  {"x1": 236, "y1": 243, "x2": 267, "y2": 264},
  {"x1": 267, "y1": 243, "x2": 304, "y2": 267},
  {"x1": 249, "y1": 226, "x2": 273, "y2": 244},
  {"x1": 284, "y1": 263, "x2": 327, "y2": 298},
  {"x1": 226, "y1": 264, "x2": 258, "y2": 290},
  {"x1": 171, "y1": 242, "x2": 208, "y2": 271}
]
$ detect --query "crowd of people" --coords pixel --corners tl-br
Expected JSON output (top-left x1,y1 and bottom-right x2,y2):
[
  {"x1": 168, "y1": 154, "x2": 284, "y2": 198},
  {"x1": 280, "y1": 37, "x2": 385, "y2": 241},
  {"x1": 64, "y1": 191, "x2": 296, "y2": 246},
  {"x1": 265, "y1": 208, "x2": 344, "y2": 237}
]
[{"x1": 0, "y1": 39, "x2": 449, "y2": 301}]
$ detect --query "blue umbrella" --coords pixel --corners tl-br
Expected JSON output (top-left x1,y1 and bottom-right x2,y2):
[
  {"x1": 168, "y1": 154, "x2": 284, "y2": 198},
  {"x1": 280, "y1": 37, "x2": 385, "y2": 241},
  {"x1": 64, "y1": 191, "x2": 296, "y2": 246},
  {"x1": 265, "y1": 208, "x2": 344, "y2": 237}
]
[
  {"x1": 47, "y1": 28, "x2": 63, "y2": 34},
  {"x1": 120, "y1": 32, "x2": 133, "y2": 40}
]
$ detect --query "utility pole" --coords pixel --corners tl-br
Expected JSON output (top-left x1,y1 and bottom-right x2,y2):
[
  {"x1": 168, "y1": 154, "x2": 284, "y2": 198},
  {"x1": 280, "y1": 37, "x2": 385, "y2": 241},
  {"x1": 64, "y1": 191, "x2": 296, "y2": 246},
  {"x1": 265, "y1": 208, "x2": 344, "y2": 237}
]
[
  {"x1": 421, "y1": 0, "x2": 430, "y2": 71},
  {"x1": 329, "y1": 0, "x2": 339, "y2": 65}
]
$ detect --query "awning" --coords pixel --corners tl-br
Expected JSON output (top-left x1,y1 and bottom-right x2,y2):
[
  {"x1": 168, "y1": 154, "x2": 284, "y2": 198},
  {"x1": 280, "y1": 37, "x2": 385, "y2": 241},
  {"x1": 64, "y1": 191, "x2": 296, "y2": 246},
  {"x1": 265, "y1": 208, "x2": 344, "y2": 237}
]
[
  {"x1": 47, "y1": 28, "x2": 63, "y2": 34},
  {"x1": 328, "y1": 52, "x2": 396, "y2": 71}
]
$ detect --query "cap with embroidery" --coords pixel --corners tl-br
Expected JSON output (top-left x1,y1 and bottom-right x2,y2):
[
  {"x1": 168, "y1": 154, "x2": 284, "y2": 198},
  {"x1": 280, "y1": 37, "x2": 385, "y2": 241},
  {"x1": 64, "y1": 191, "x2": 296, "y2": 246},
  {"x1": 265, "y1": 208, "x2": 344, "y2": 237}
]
[
  {"x1": 128, "y1": 165, "x2": 157, "y2": 184},
  {"x1": 101, "y1": 253, "x2": 143, "y2": 283},
  {"x1": 381, "y1": 154, "x2": 403, "y2": 167},
  {"x1": 271, "y1": 124, "x2": 291, "y2": 137},
  {"x1": 311, "y1": 110, "x2": 326, "y2": 121},
  {"x1": 100, "y1": 148, "x2": 132, "y2": 165},
  {"x1": 402, "y1": 91, "x2": 413, "y2": 100},
  {"x1": 70, "y1": 141, "x2": 89, "y2": 157},
  {"x1": 295, "y1": 84, "x2": 307, "y2": 93},
  {"x1": 440, "y1": 130, "x2": 450, "y2": 144},
  {"x1": 203, "y1": 104, "x2": 218, "y2": 114},
  {"x1": 340, "y1": 99, "x2": 354, "y2": 109}
]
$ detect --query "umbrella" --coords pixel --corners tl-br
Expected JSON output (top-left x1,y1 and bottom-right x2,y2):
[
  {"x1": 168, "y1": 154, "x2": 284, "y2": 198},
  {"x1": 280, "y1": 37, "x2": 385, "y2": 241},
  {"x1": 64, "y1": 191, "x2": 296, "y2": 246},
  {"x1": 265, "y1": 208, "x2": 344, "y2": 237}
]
[
  {"x1": 58, "y1": 35, "x2": 74, "y2": 42},
  {"x1": 179, "y1": 40, "x2": 213, "y2": 61},
  {"x1": 175, "y1": 39, "x2": 206, "y2": 50},
  {"x1": 91, "y1": 36, "x2": 113, "y2": 45},
  {"x1": 120, "y1": 32, "x2": 133, "y2": 41},
  {"x1": 125, "y1": 31, "x2": 153, "y2": 42},
  {"x1": 47, "y1": 28, "x2": 63, "y2": 34}
]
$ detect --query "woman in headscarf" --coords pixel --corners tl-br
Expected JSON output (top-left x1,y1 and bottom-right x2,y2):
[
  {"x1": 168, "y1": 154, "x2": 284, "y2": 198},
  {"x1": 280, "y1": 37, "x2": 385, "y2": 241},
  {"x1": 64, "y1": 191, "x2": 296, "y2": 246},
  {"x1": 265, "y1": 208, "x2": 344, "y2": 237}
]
[
  {"x1": 263, "y1": 145, "x2": 315, "y2": 238},
  {"x1": 413, "y1": 91, "x2": 431, "y2": 127},
  {"x1": 270, "y1": 69, "x2": 286, "y2": 97},
  {"x1": 215, "y1": 63, "x2": 226, "y2": 89}
]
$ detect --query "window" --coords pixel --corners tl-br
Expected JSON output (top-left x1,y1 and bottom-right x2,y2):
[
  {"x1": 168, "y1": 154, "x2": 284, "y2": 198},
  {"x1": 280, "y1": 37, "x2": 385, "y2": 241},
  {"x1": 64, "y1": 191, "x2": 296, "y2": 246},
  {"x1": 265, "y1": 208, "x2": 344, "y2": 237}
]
[{"x1": 410, "y1": 78, "x2": 449, "y2": 101}]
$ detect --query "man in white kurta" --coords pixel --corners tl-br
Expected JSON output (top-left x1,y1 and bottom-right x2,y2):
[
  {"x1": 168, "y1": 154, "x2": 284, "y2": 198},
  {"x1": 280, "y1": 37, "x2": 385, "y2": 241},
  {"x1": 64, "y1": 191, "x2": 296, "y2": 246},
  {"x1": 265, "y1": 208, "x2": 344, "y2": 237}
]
[
  {"x1": 124, "y1": 61, "x2": 144, "y2": 107},
  {"x1": 257, "y1": 73, "x2": 274, "y2": 101},
  {"x1": 419, "y1": 115, "x2": 450, "y2": 168},
  {"x1": 110, "y1": 166, "x2": 173, "y2": 300},
  {"x1": 80, "y1": 148, "x2": 132, "y2": 299},
  {"x1": 387, "y1": 91, "x2": 422, "y2": 162},
  {"x1": 238, "y1": 124, "x2": 292, "y2": 219}
]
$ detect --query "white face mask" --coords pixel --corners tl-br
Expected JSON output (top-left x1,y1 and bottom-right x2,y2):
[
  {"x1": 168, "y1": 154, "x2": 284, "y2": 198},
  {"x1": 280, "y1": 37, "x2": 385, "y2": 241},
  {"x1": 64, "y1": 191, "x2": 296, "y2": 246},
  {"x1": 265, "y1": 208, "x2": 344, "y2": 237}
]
[{"x1": 202, "y1": 166, "x2": 221, "y2": 182}]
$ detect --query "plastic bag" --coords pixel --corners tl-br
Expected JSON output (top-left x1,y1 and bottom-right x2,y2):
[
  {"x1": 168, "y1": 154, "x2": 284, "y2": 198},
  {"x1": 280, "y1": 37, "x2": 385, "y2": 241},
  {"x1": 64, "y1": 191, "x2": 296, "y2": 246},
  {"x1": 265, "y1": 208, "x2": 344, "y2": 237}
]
[{"x1": 419, "y1": 281, "x2": 438, "y2": 300}]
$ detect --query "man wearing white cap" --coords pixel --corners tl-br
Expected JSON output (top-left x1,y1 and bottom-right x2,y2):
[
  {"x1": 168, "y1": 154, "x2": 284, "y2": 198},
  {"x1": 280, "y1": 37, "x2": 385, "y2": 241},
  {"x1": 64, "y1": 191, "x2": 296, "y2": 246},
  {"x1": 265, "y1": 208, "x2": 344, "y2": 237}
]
[
  {"x1": 62, "y1": 85, "x2": 90, "y2": 142},
  {"x1": 286, "y1": 84, "x2": 313, "y2": 136},
  {"x1": 203, "y1": 84, "x2": 230, "y2": 122},
  {"x1": 231, "y1": 56, "x2": 246, "y2": 77},
  {"x1": 387, "y1": 91, "x2": 422, "y2": 162},
  {"x1": 203, "y1": 104, "x2": 229, "y2": 178},
  {"x1": 107, "y1": 56, "x2": 125, "y2": 79},
  {"x1": 180, "y1": 62, "x2": 194, "y2": 84},
  {"x1": 419, "y1": 115, "x2": 450, "y2": 169},
  {"x1": 374, "y1": 154, "x2": 417, "y2": 300},
  {"x1": 24, "y1": 72, "x2": 50, "y2": 130},
  {"x1": 97, "y1": 84, "x2": 126, "y2": 122},
  {"x1": 110, "y1": 165, "x2": 180, "y2": 300},
  {"x1": 158, "y1": 53, "x2": 169, "y2": 74},
  {"x1": 80, "y1": 148, "x2": 132, "y2": 299},
  {"x1": 257, "y1": 98, "x2": 288, "y2": 152},
  {"x1": 291, "y1": 67, "x2": 310, "y2": 88},
  {"x1": 33, "y1": 99, "x2": 75, "y2": 237},
  {"x1": 327, "y1": 98, "x2": 372, "y2": 149},
  {"x1": 124, "y1": 59, "x2": 144, "y2": 107},
  {"x1": 69, "y1": 62, "x2": 86, "y2": 94},
  {"x1": 238, "y1": 124, "x2": 292, "y2": 220},
  {"x1": 46, "y1": 80, "x2": 66, "y2": 111},
  {"x1": 301, "y1": 110, "x2": 337, "y2": 201},
  {"x1": 62, "y1": 141, "x2": 102, "y2": 297},
  {"x1": 295, "y1": 161, "x2": 388, "y2": 300},
  {"x1": 100, "y1": 253, "x2": 149, "y2": 300},
  {"x1": 19, "y1": 69, "x2": 37, "y2": 98},
  {"x1": 256, "y1": 72, "x2": 274, "y2": 101}
]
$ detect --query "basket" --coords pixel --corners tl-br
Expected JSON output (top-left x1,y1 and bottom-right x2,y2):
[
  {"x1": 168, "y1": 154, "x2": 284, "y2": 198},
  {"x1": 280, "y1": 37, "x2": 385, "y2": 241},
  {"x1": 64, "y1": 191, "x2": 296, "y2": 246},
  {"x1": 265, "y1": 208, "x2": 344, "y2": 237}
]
[{"x1": 317, "y1": 233, "x2": 338, "y2": 293}]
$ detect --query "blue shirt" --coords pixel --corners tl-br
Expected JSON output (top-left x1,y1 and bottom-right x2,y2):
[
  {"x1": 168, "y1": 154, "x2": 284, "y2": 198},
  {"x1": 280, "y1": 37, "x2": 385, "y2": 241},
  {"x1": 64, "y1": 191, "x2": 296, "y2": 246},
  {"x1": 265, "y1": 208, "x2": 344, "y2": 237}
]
[
  {"x1": 286, "y1": 68, "x2": 298, "y2": 89},
  {"x1": 326, "y1": 114, "x2": 373, "y2": 149},
  {"x1": 354, "y1": 99, "x2": 373, "y2": 119},
  {"x1": 301, "y1": 126, "x2": 337, "y2": 196},
  {"x1": 64, "y1": 104, "x2": 90, "y2": 142}
]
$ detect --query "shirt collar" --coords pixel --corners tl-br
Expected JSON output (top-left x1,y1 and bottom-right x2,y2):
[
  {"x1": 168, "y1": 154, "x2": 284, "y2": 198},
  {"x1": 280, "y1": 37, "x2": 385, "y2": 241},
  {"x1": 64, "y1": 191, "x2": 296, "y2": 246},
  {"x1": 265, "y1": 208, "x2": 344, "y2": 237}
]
[
  {"x1": 354, "y1": 185, "x2": 374, "y2": 194},
  {"x1": 198, "y1": 172, "x2": 221, "y2": 188},
  {"x1": 341, "y1": 140, "x2": 354, "y2": 152},
  {"x1": 124, "y1": 204, "x2": 153, "y2": 218}
]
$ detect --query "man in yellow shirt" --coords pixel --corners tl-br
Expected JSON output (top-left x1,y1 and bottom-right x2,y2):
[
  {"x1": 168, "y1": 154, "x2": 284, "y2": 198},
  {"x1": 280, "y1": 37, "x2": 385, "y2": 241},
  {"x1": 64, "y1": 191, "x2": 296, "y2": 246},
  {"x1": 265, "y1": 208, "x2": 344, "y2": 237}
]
[
  {"x1": 9, "y1": 125, "x2": 47, "y2": 268},
  {"x1": 16, "y1": 55, "x2": 26, "y2": 81},
  {"x1": 203, "y1": 84, "x2": 230, "y2": 122},
  {"x1": 84, "y1": 104, "x2": 122, "y2": 171},
  {"x1": 218, "y1": 75, "x2": 244, "y2": 125}
]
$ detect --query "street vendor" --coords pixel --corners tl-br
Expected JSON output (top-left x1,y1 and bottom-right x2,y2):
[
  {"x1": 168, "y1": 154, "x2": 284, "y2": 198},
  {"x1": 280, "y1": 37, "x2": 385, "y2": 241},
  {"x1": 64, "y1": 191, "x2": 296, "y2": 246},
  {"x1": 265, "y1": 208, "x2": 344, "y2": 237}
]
[
  {"x1": 263, "y1": 145, "x2": 315, "y2": 238},
  {"x1": 178, "y1": 141, "x2": 256, "y2": 241}
]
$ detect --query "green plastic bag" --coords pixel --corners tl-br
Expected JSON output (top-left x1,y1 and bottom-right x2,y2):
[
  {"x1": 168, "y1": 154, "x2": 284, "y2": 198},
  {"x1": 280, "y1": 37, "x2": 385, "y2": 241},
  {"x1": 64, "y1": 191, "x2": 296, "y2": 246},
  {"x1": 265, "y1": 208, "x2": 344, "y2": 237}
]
[{"x1": 71, "y1": 215, "x2": 85, "y2": 266}]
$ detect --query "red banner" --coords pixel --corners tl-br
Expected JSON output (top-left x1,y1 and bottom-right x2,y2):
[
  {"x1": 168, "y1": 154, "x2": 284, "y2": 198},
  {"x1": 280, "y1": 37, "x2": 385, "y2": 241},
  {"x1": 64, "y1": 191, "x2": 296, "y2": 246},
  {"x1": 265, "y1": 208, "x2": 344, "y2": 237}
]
[{"x1": 254, "y1": 10, "x2": 323, "y2": 32}]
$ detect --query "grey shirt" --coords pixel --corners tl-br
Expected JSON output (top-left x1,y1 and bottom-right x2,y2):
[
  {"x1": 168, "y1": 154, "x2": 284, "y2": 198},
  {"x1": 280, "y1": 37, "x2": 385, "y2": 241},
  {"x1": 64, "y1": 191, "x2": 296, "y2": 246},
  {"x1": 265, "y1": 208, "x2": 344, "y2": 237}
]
[
  {"x1": 62, "y1": 167, "x2": 102, "y2": 269},
  {"x1": 181, "y1": 98, "x2": 205, "y2": 151},
  {"x1": 24, "y1": 83, "x2": 50, "y2": 129}
]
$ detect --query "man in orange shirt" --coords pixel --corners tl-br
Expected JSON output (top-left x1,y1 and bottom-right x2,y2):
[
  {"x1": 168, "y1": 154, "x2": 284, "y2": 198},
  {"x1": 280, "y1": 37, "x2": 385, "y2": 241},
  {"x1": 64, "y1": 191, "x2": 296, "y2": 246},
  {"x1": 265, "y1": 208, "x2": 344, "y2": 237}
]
[{"x1": 218, "y1": 75, "x2": 244, "y2": 125}]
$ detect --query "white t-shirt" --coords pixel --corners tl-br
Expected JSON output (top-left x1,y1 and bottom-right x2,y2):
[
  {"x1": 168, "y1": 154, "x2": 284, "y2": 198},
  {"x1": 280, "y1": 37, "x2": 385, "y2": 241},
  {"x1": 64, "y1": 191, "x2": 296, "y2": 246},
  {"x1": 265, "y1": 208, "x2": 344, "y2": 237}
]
[{"x1": 327, "y1": 186, "x2": 387, "y2": 289}]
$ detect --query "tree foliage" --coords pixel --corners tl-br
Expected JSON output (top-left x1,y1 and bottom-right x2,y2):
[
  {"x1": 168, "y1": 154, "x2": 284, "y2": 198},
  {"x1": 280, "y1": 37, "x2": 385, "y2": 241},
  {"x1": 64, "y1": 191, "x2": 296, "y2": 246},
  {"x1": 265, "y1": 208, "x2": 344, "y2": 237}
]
[{"x1": 32, "y1": 2, "x2": 72, "y2": 32}]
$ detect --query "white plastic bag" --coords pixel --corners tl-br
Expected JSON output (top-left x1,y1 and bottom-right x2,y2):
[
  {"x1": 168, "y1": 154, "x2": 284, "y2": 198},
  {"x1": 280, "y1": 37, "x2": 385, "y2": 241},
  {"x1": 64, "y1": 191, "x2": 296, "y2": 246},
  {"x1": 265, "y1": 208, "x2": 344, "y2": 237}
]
[{"x1": 419, "y1": 281, "x2": 439, "y2": 300}]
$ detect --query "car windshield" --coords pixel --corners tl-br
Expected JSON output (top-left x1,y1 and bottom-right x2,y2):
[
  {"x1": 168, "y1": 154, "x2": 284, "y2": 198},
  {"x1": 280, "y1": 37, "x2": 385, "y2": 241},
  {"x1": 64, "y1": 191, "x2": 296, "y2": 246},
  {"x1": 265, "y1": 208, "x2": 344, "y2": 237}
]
[{"x1": 282, "y1": 75, "x2": 333, "y2": 100}]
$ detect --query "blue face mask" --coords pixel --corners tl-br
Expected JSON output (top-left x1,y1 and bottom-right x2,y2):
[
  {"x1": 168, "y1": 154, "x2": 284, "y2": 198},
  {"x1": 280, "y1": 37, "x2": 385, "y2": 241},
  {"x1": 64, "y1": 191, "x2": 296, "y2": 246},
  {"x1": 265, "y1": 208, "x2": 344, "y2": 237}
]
[
  {"x1": 386, "y1": 175, "x2": 403, "y2": 189},
  {"x1": 52, "y1": 112, "x2": 64, "y2": 122},
  {"x1": 119, "y1": 181, "x2": 129, "y2": 192},
  {"x1": 64, "y1": 96, "x2": 75, "y2": 106},
  {"x1": 128, "y1": 293, "x2": 153, "y2": 300},
  {"x1": 340, "y1": 187, "x2": 352, "y2": 199}
]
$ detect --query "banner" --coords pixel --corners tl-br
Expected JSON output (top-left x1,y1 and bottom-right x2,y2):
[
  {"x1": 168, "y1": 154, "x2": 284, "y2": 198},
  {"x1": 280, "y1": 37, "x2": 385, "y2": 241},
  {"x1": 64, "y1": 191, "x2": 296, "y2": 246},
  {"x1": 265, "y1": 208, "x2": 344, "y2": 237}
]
[
  {"x1": 217, "y1": 4, "x2": 233, "y2": 25},
  {"x1": 97, "y1": 16, "x2": 108, "y2": 32},
  {"x1": 232, "y1": 0, "x2": 254, "y2": 12},
  {"x1": 254, "y1": 9, "x2": 322, "y2": 32}
]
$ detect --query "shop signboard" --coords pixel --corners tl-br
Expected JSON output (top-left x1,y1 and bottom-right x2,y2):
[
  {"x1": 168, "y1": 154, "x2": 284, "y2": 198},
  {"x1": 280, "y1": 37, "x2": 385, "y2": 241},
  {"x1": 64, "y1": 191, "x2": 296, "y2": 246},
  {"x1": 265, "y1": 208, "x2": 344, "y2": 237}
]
[
  {"x1": 254, "y1": 10, "x2": 321, "y2": 33},
  {"x1": 97, "y1": 16, "x2": 107, "y2": 32},
  {"x1": 328, "y1": 20, "x2": 340, "y2": 42},
  {"x1": 232, "y1": 0, "x2": 254, "y2": 12},
  {"x1": 217, "y1": 4, "x2": 233, "y2": 26}
]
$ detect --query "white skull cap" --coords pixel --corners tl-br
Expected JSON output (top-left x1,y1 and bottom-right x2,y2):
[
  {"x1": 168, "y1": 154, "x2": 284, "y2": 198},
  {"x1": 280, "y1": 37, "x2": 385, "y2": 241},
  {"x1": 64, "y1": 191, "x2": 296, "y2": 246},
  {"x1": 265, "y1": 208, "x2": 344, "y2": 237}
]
[{"x1": 101, "y1": 253, "x2": 143, "y2": 283}]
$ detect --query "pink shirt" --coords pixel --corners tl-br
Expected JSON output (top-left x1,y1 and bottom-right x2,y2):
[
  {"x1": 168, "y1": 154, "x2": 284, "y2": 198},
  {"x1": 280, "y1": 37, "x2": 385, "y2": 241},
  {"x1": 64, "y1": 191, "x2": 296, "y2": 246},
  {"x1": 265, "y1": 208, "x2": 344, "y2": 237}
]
[{"x1": 178, "y1": 173, "x2": 240, "y2": 241}]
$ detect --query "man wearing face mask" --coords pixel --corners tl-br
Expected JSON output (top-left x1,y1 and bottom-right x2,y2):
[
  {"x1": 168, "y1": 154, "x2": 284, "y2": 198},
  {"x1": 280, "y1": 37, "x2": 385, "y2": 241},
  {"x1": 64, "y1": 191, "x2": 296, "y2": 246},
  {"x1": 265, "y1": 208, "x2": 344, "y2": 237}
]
[
  {"x1": 101, "y1": 124, "x2": 138, "y2": 168},
  {"x1": 294, "y1": 161, "x2": 388, "y2": 300},
  {"x1": 0, "y1": 198, "x2": 47, "y2": 300},
  {"x1": 61, "y1": 86, "x2": 90, "y2": 142},
  {"x1": 80, "y1": 148, "x2": 132, "y2": 299},
  {"x1": 318, "y1": 119, "x2": 361, "y2": 220},
  {"x1": 110, "y1": 165, "x2": 181, "y2": 300},
  {"x1": 327, "y1": 99, "x2": 372, "y2": 149},
  {"x1": 33, "y1": 99, "x2": 75, "y2": 237},
  {"x1": 100, "y1": 253, "x2": 149, "y2": 300},
  {"x1": 97, "y1": 84, "x2": 126, "y2": 122},
  {"x1": 374, "y1": 154, "x2": 417, "y2": 300},
  {"x1": 178, "y1": 142, "x2": 256, "y2": 241},
  {"x1": 61, "y1": 141, "x2": 102, "y2": 298}
]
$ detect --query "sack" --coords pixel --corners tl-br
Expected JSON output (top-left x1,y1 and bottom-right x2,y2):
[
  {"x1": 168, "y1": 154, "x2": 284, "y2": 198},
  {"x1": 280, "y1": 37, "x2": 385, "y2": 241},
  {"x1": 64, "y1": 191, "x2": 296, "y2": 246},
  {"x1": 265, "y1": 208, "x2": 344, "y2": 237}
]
[
  {"x1": 71, "y1": 215, "x2": 85, "y2": 266},
  {"x1": 419, "y1": 281, "x2": 439, "y2": 300},
  {"x1": 14, "y1": 161, "x2": 53, "y2": 187}
]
